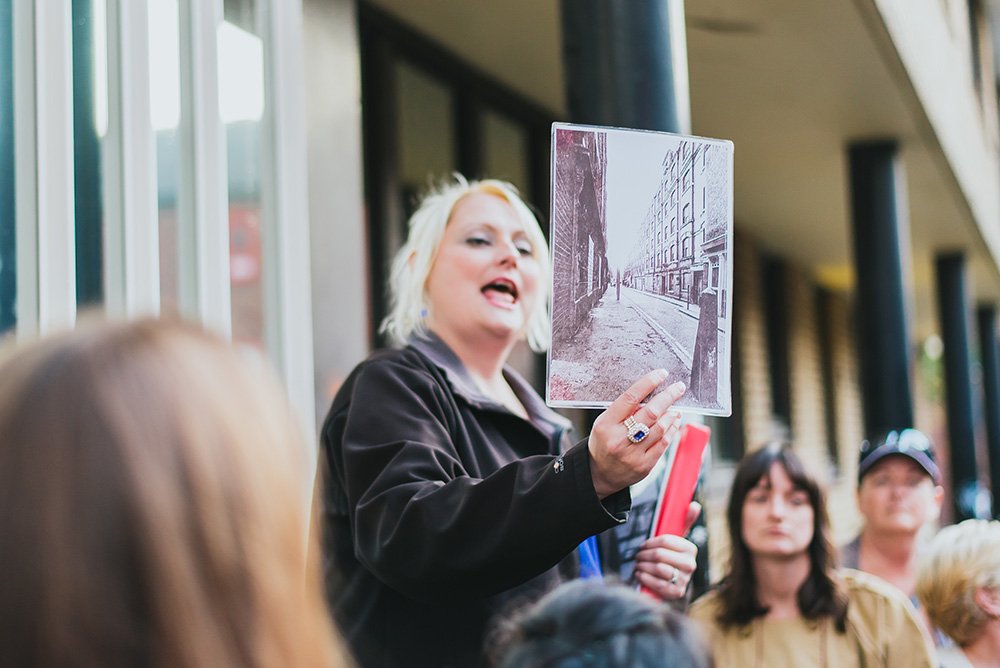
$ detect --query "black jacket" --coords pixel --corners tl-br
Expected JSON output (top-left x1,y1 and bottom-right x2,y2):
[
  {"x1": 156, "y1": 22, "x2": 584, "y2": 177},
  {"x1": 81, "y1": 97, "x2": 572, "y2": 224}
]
[{"x1": 320, "y1": 333, "x2": 630, "y2": 668}]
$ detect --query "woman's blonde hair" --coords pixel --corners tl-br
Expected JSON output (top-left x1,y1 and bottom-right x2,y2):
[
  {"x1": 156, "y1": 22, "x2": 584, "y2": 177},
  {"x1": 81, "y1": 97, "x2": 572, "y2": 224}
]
[
  {"x1": 916, "y1": 519, "x2": 1000, "y2": 647},
  {"x1": 379, "y1": 175, "x2": 551, "y2": 352},
  {"x1": 0, "y1": 319, "x2": 351, "y2": 668}
]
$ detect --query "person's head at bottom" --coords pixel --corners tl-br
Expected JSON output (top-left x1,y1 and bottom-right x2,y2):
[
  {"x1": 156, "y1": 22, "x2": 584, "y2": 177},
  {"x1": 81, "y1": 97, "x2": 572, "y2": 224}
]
[
  {"x1": 490, "y1": 580, "x2": 712, "y2": 668},
  {"x1": 0, "y1": 319, "x2": 350, "y2": 668},
  {"x1": 917, "y1": 519, "x2": 1000, "y2": 664}
]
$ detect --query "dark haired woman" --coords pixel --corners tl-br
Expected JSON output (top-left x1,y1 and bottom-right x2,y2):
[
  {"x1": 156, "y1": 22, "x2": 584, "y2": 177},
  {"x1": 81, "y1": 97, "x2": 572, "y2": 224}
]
[{"x1": 688, "y1": 444, "x2": 935, "y2": 667}]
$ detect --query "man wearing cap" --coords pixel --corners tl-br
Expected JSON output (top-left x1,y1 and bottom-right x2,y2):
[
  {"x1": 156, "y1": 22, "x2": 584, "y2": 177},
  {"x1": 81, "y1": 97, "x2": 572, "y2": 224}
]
[{"x1": 841, "y1": 429, "x2": 945, "y2": 638}]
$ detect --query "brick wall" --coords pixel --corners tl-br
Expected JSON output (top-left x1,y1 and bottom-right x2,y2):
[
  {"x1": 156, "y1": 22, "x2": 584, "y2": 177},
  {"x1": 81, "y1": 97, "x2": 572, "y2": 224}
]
[
  {"x1": 701, "y1": 232, "x2": 866, "y2": 579},
  {"x1": 828, "y1": 292, "x2": 866, "y2": 542}
]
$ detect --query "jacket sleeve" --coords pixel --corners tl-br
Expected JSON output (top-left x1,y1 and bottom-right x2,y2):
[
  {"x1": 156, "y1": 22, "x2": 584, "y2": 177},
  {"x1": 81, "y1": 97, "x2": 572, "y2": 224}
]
[{"x1": 327, "y1": 358, "x2": 629, "y2": 604}]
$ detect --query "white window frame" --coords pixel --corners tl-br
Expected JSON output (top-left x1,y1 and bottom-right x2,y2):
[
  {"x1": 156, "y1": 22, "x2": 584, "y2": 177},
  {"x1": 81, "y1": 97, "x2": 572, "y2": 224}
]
[
  {"x1": 14, "y1": 1, "x2": 77, "y2": 339},
  {"x1": 103, "y1": 0, "x2": 160, "y2": 318}
]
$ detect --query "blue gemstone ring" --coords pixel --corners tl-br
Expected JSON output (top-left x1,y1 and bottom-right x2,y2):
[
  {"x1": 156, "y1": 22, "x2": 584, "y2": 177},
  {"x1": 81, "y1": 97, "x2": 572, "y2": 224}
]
[{"x1": 624, "y1": 416, "x2": 650, "y2": 444}]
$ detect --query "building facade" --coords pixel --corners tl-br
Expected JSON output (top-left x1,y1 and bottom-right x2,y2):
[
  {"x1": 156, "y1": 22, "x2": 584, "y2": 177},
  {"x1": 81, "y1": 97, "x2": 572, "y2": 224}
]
[{"x1": 3, "y1": 0, "x2": 1000, "y2": 572}]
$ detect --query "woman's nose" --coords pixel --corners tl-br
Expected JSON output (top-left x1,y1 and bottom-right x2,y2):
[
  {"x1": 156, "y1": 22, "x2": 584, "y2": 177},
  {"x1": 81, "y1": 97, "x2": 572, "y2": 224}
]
[
  {"x1": 497, "y1": 240, "x2": 520, "y2": 266},
  {"x1": 768, "y1": 498, "x2": 786, "y2": 517}
]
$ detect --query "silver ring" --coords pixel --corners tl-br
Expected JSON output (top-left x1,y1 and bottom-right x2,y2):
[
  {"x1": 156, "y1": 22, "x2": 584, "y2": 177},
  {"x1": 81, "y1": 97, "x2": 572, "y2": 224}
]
[
  {"x1": 669, "y1": 567, "x2": 679, "y2": 585},
  {"x1": 624, "y1": 416, "x2": 650, "y2": 444}
]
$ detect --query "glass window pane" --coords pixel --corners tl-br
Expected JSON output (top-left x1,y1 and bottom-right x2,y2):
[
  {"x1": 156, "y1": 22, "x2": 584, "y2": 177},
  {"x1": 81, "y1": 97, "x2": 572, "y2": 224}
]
[
  {"x1": 397, "y1": 61, "x2": 455, "y2": 211},
  {"x1": 219, "y1": 7, "x2": 264, "y2": 349},
  {"x1": 482, "y1": 108, "x2": 529, "y2": 193},
  {"x1": 74, "y1": 0, "x2": 107, "y2": 309},
  {"x1": 149, "y1": 0, "x2": 182, "y2": 315},
  {"x1": 0, "y1": 1, "x2": 14, "y2": 336}
]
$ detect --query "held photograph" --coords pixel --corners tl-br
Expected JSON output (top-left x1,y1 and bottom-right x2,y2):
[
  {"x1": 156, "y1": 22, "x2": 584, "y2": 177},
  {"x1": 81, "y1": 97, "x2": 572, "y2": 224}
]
[{"x1": 546, "y1": 123, "x2": 734, "y2": 416}]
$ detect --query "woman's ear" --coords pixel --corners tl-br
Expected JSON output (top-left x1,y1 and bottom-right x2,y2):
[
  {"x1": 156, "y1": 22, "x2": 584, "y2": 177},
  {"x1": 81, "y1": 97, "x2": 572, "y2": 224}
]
[{"x1": 974, "y1": 586, "x2": 1000, "y2": 617}]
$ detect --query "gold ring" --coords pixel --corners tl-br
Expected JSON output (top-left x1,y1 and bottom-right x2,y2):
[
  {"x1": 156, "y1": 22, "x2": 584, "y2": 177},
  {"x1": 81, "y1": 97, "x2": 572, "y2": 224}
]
[{"x1": 624, "y1": 416, "x2": 650, "y2": 444}]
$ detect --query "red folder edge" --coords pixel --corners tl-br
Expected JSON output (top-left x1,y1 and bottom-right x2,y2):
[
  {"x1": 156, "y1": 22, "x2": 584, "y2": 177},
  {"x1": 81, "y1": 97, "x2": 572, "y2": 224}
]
[{"x1": 640, "y1": 423, "x2": 710, "y2": 596}]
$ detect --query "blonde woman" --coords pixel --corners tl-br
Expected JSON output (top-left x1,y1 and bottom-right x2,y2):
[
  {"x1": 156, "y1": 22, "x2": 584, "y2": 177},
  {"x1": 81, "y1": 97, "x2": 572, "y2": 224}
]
[
  {"x1": 0, "y1": 320, "x2": 348, "y2": 668},
  {"x1": 917, "y1": 519, "x2": 1000, "y2": 668},
  {"x1": 320, "y1": 176, "x2": 697, "y2": 668}
]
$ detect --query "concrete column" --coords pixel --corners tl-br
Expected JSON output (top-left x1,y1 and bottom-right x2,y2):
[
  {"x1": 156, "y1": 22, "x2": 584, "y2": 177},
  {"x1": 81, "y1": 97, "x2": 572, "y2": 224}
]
[
  {"x1": 848, "y1": 141, "x2": 914, "y2": 437},
  {"x1": 936, "y1": 253, "x2": 979, "y2": 520},
  {"x1": 976, "y1": 305, "x2": 1000, "y2": 517},
  {"x1": 560, "y1": 0, "x2": 689, "y2": 133},
  {"x1": 303, "y1": 0, "x2": 370, "y2": 427}
]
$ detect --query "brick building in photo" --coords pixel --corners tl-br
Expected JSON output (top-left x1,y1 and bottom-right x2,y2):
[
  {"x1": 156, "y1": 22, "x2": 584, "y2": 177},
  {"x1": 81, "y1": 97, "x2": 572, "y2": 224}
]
[{"x1": 551, "y1": 128, "x2": 610, "y2": 348}]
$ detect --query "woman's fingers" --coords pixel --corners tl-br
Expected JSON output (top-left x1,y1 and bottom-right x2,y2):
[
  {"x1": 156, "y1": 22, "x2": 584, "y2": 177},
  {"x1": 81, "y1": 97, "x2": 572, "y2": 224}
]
[
  {"x1": 635, "y1": 380, "x2": 686, "y2": 429},
  {"x1": 633, "y1": 535, "x2": 698, "y2": 600},
  {"x1": 651, "y1": 410, "x2": 682, "y2": 454},
  {"x1": 682, "y1": 501, "x2": 702, "y2": 536},
  {"x1": 603, "y1": 369, "x2": 669, "y2": 424},
  {"x1": 587, "y1": 373, "x2": 686, "y2": 498}
]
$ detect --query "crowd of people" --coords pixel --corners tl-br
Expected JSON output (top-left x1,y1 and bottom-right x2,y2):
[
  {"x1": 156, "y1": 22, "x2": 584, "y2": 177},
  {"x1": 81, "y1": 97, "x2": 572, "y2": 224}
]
[{"x1": 2, "y1": 176, "x2": 999, "y2": 668}]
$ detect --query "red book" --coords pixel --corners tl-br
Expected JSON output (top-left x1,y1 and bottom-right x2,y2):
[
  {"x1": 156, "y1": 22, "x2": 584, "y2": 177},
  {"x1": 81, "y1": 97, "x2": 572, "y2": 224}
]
[
  {"x1": 640, "y1": 423, "x2": 710, "y2": 597},
  {"x1": 651, "y1": 423, "x2": 710, "y2": 538}
]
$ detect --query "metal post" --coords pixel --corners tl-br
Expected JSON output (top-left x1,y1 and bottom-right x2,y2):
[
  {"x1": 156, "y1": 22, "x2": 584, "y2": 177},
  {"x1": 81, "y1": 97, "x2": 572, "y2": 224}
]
[
  {"x1": 977, "y1": 305, "x2": 1000, "y2": 517},
  {"x1": 848, "y1": 140, "x2": 914, "y2": 437},
  {"x1": 937, "y1": 253, "x2": 979, "y2": 520}
]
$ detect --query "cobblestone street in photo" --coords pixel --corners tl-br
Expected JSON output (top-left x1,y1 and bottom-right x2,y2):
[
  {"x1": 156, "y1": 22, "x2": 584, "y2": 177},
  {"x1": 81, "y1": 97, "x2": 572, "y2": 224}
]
[{"x1": 549, "y1": 286, "x2": 702, "y2": 404}]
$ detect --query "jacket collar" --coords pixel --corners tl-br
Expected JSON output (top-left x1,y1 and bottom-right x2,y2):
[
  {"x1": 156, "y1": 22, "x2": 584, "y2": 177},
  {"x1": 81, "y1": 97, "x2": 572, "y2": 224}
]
[{"x1": 408, "y1": 331, "x2": 572, "y2": 434}]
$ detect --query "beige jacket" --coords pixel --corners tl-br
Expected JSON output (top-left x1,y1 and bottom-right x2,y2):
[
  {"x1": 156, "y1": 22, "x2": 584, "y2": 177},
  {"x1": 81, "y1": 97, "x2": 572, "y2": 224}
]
[{"x1": 688, "y1": 569, "x2": 937, "y2": 668}]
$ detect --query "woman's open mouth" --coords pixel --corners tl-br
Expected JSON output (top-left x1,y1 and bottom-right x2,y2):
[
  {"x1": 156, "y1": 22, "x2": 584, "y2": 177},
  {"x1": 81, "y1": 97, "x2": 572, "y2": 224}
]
[{"x1": 482, "y1": 278, "x2": 518, "y2": 306}]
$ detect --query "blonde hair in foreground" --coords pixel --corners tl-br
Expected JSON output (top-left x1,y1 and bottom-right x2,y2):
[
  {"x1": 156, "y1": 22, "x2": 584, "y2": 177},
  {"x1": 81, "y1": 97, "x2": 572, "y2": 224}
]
[
  {"x1": 380, "y1": 174, "x2": 552, "y2": 352},
  {"x1": 0, "y1": 319, "x2": 351, "y2": 668},
  {"x1": 916, "y1": 519, "x2": 1000, "y2": 647}
]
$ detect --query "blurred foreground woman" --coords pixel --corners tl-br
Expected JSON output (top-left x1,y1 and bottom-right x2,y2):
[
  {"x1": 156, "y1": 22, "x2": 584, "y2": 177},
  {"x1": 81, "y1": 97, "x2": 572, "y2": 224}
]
[
  {"x1": 0, "y1": 320, "x2": 349, "y2": 668},
  {"x1": 320, "y1": 176, "x2": 695, "y2": 668},
  {"x1": 688, "y1": 444, "x2": 935, "y2": 667},
  {"x1": 917, "y1": 519, "x2": 1000, "y2": 668}
]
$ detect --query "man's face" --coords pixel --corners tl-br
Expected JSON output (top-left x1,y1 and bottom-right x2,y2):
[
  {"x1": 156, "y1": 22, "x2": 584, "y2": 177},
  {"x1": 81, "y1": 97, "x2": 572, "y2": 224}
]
[{"x1": 857, "y1": 455, "x2": 943, "y2": 535}]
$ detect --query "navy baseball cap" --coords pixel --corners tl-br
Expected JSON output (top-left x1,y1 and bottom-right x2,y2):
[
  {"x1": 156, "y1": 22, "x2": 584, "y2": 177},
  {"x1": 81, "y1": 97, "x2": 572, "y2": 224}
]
[{"x1": 858, "y1": 429, "x2": 940, "y2": 484}]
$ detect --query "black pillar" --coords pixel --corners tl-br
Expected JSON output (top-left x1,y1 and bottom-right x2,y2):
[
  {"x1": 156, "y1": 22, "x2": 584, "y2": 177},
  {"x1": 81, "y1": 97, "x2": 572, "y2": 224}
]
[
  {"x1": 848, "y1": 141, "x2": 914, "y2": 437},
  {"x1": 0, "y1": 0, "x2": 14, "y2": 334},
  {"x1": 936, "y1": 253, "x2": 978, "y2": 520},
  {"x1": 561, "y1": 0, "x2": 682, "y2": 132},
  {"x1": 977, "y1": 305, "x2": 1000, "y2": 517},
  {"x1": 72, "y1": 0, "x2": 103, "y2": 305}
]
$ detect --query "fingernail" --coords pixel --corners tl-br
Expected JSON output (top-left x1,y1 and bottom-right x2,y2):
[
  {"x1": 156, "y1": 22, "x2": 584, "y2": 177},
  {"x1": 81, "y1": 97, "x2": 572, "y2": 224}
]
[
  {"x1": 657, "y1": 369, "x2": 668, "y2": 381},
  {"x1": 671, "y1": 381, "x2": 685, "y2": 394}
]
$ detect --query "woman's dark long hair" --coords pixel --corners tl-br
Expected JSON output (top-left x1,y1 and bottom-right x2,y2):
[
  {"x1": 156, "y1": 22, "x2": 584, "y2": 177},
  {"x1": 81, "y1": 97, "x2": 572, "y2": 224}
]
[{"x1": 714, "y1": 443, "x2": 848, "y2": 632}]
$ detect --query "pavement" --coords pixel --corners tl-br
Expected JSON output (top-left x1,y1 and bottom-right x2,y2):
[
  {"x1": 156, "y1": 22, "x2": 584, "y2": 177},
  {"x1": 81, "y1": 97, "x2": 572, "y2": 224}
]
[{"x1": 549, "y1": 286, "x2": 694, "y2": 405}]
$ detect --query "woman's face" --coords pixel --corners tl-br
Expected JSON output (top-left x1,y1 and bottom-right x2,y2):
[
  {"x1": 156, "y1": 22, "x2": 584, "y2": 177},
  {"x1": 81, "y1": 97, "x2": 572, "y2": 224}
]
[
  {"x1": 741, "y1": 462, "x2": 815, "y2": 560},
  {"x1": 424, "y1": 192, "x2": 540, "y2": 351}
]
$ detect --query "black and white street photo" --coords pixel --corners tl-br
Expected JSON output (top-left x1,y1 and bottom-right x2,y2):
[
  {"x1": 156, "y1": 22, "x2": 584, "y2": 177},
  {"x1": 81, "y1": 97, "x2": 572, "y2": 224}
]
[{"x1": 546, "y1": 124, "x2": 734, "y2": 416}]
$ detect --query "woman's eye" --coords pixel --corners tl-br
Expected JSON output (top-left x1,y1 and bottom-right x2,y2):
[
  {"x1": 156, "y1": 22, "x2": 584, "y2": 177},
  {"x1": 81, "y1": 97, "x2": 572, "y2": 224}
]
[
  {"x1": 516, "y1": 244, "x2": 533, "y2": 256},
  {"x1": 466, "y1": 237, "x2": 490, "y2": 247},
  {"x1": 789, "y1": 494, "x2": 809, "y2": 506}
]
